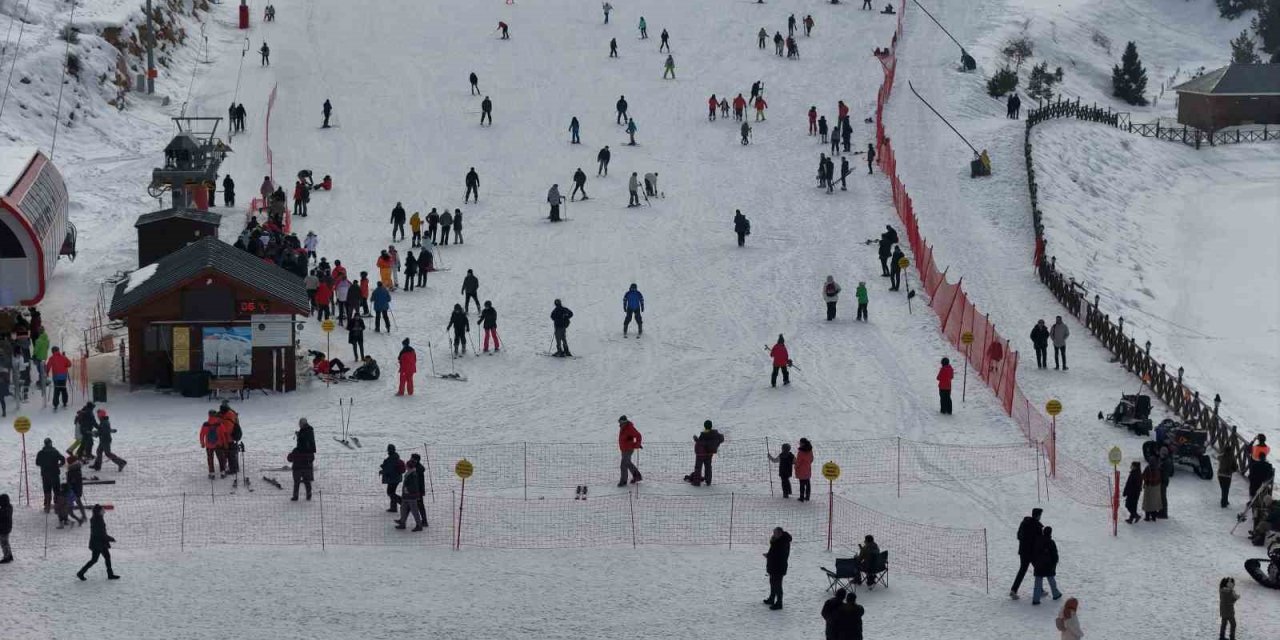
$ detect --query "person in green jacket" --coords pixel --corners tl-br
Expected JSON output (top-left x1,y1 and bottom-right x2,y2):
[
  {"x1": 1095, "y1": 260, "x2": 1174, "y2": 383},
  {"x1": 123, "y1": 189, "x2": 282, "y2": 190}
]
[
  {"x1": 32, "y1": 329, "x2": 50, "y2": 387},
  {"x1": 638, "y1": 16, "x2": 648, "y2": 39},
  {"x1": 626, "y1": 118, "x2": 638, "y2": 146},
  {"x1": 855, "y1": 282, "x2": 869, "y2": 321}
]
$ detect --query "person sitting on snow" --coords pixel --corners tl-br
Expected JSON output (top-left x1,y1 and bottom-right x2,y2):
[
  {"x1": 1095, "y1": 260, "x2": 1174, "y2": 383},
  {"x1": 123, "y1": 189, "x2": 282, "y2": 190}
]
[{"x1": 351, "y1": 356, "x2": 380, "y2": 381}]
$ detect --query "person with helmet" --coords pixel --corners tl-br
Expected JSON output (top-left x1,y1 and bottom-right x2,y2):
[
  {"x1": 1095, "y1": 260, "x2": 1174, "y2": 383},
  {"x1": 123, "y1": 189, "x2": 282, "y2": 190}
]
[
  {"x1": 91, "y1": 409, "x2": 126, "y2": 472},
  {"x1": 623, "y1": 284, "x2": 645, "y2": 337},
  {"x1": 617, "y1": 416, "x2": 643, "y2": 486}
]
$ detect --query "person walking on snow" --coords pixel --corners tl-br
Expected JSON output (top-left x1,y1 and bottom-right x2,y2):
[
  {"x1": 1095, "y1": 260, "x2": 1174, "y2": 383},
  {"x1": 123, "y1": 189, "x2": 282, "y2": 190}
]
[
  {"x1": 0, "y1": 493, "x2": 12, "y2": 564},
  {"x1": 469, "y1": 72, "x2": 480, "y2": 96},
  {"x1": 447, "y1": 304, "x2": 470, "y2": 357},
  {"x1": 626, "y1": 117, "x2": 638, "y2": 145},
  {"x1": 754, "y1": 95, "x2": 768, "y2": 121},
  {"x1": 769, "y1": 335, "x2": 791, "y2": 387},
  {"x1": 461, "y1": 269, "x2": 480, "y2": 313},
  {"x1": 547, "y1": 184, "x2": 564, "y2": 221},
  {"x1": 597, "y1": 146, "x2": 611, "y2": 176},
  {"x1": 818, "y1": 115, "x2": 829, "y2": 142},
  {"x1": 390, "y1": 202, "x2": 406, "y2": 241},
  {"x1": 480, "y1": 96, "x2": 493, "y2": 126},
  {"x1": 1050, "y1": 316, "x2": 1069, "y2": 370},
  {"x1": 643, "y1": 172, "x2": 658, "y2": 197},
  {"x1": 774, "y1": 31, "x2": 784, "y2": 56},
  {"x1": 480, "y1": 301, "x2": 501, "y2": 353},
  {"x1": 1030, "y1": 319, "x2": 1050, "y2": 369},
  {"x1": 380, "y1": 445, "x2": 404, "y2": 512},
  {"x1": 763, "y1": 527, "x2": 792, "y2": 609},
  {"x1": 1220, "y1": 577, "x2": 1238, "y2": 640},
  {"x1": 623, "y1": 284, "x2": 644, "y2": 336},
  {"x1": 855, "y1": 281, "x2": 869, "y2": 321},
  {"x1": 200, "y1": 410, "x2": 222, "y2": 479},
  {"x1": 1009, "y1": 507, "x2": 1043, "y2": 599},
  {"x1": 733, "y1": 209, "x2": 750, "y2": 247},
  {"x1": 35, "y1": 438, "x2": 64, "y2": 512},
  {"x1": 395, "y1": 455, "x2": 427, "y2": 530},
  {"x1": 571, "y1": 168, "x2": 589, "y2": 201},
  {"x1": 741, "y1": 122, "x2": 752, "y2": 145},
  {"x1": 396, "y1": 339, "x2": 417, "y2": 396},
  {"x1": 376, "y1": 252, "x2": 394, "y2": 291},
  {"x1": 804, "y1": 14, "x2": 815, "y2": 36},
  {"x1": 465, "y1": 168, "x2": 480, "y2": 203},
  {"x1": 878, "y1": 225, "x2": 898, "y2": 275},
  {"x1": 222, "y1": 175, "x2": 235, "y2": 207},
  {"x1": 617, "y1": 416, "x2": 643, "y2": 486},
  {"x1": 371, "y1": 282, "x2": 392, "y2": 333},
  {"x1": 322, "y1": 99, "x2": 333, "y2": 128},
  {"x1": 937, "y1": 357, "x2": 954, "y2": 414},
  {"x1": 287, "y1": 445, "x2": 314, "y2": 501},
  {"x1": 823, "y1": 276, "x2": 841, "y2": 321},
  {"x1": 795, "y1": 439, "x2": 814, "y2": 501},
  {"x1": 348, "y1": 313, "x2": 366, "y2": 360},
  {"x1": 693, "y1": 421, "x2": 724, "y2": 485},
  {"x1": 708, "y1": 94, "x2": 719, "y2": 121},
  {"x1": 628, "y1": 173, "x2": 641, "y2": 207},
  {"x1": 425, "y1": 209, "x2": 440, "y2": 244},
  {"x1": 788, "y1": 14, "x2": 797, "y2": 37},
  {"x1": 91, "y1": 409, "x2": 126, "y2": 472},
  {"x1": 1121, "y1": 461, "x2": 1142, "y2": 523},
  {"x1": 259, "y1": 42, "x2": 270, "y2": 66},
  {"x1": 866, "y1": 143, "x2": 877, "y2": 174},
  {"x1": 638, "y1": 16, "x2": 648, "y2": 39},
  {"x1": 602, "y1": 2, "x2": 612, "y2": 23},
  {"x1": 75, "y1": 505, "x2": 118, "y2": 581},
  {"x1": 439, "y1": 210, "x2": 453, "y2": 246},
  {"x1": 453, "y1": 208, "x2": 464, "y2": 244},
  {"x1": 616, "y1": 95, "x2": 629, "y2": 124},
  {"x1": 570, "y1": 116, "x2": 582, "y2": 143},
  {"x1": 550, "y1": 299, "x2": 574, "y2": 357},
  {"x1": 733, "y1": 93, "x2": 747, "y2": 121},
  {"x1": 1217, "y1": 443, "x2": 1237, "y2": 508},
  {"x1": 1031, "y1": 526, "x2": 1062, "y2": 605}
]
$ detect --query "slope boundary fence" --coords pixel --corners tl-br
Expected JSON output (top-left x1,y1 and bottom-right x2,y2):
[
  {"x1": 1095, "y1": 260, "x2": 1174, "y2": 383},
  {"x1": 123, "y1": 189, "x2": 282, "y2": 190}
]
[
  {"x1": 872, "y1": 0, "x2": 1109, "y2": 508},
  {"x1": 1025, "y1": 97, "x2": 1279, "y2": 148}
]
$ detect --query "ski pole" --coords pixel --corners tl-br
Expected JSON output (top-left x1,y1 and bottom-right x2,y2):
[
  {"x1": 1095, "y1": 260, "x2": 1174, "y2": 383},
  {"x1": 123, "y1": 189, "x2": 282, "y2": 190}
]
[{"x1": 427, "y1": 341, "x2": 439, "y2": 376}]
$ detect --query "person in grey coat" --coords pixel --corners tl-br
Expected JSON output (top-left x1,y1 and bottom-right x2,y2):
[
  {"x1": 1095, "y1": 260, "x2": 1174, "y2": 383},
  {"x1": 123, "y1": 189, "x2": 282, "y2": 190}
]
[
  {"x1": 1219, "y1": 577, "x2": 1238, "y2": 640},
  {"x1": 547, "y1": 184, "x2": 564, "y2": 222},
  {"x1": 628, "y1": 172, "x2": 641, "y2": 207},
  {"x1": 1050, "y1": 316, "x2": 1069, "y2": 370}
]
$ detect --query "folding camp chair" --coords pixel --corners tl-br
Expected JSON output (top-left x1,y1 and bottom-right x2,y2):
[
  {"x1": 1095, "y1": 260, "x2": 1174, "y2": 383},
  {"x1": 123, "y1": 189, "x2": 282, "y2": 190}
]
[
  {"x1": 821, "y1": 558, "x2": 859, "y2": 592},
  {"x1": 863, "y1": 551, "x2": 890, "y2": 590}
]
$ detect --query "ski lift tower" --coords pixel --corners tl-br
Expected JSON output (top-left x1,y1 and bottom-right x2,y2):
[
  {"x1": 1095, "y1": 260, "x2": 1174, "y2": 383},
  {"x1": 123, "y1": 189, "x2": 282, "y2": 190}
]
[{"x1": 148, "y1": 116, "x2": 229, "y2": 210}]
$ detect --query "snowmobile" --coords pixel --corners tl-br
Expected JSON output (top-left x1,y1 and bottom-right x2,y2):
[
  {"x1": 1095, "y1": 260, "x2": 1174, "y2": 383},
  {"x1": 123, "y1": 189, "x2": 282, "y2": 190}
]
[
  {"x1": 1153, "y1": 419, "x2": 1213, "y2": 479},
  {"x1": 1099, "y1": 392, "x2": 1152, "y2": 436},
  {"x1": 1244, "y1": 530, "x2": 1280, "y2": 589}
]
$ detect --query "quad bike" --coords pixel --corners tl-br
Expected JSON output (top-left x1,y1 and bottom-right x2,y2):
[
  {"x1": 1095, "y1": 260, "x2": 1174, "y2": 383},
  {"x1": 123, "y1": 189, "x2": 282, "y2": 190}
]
[
  {"x1": 1099, "y1": 393, "x2": 1152, "y2": 436},
  {"x1": 1153, "y1": 420, "x2": 1213, "y2": 480},
  {"x1": 1244, "y1": 530, "x2": 1280, "y2": 589}
]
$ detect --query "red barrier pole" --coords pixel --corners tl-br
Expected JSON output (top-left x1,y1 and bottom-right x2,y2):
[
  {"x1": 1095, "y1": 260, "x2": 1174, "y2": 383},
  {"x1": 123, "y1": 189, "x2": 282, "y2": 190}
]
[
  {"x1": 21, "y1": 432, "x2": 30, "y2": 506},
  {"x1": 1112, "y1": 468, "x2": 1120, "y2": 537}
]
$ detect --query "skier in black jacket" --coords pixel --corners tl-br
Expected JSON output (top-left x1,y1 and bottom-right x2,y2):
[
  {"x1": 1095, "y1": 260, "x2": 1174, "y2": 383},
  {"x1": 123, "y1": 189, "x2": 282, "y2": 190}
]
[
  {"x1": 480, "y1": 97, "x2": 493, "y2": 126},
  {"x1": 877, "y1": 225, "x2": 898, "y2": 275},
  {"x1": 550, "y1": 299, "x2": 574, "y2": 357},
  {"x1": 616, "y1": 95, "x2": 629, "y2": 124},
  {"x1": 597, "y1": 146, "x2": 611, "y2": 176},
  {"x1": 571, "y1": 168, "x2": 588, "y2": 201},
  {"x1": 461, "y1": 269, "x2": 480, "y2": 313},
  {"x1": 889, "y1": 245, "x2": 905, "y2": 291},
  {"x1": 35, "y1": 438, "x2": 64, "y2": 512},
  {"x1": 465, "y1": 168, "x2": 480, "y2": 203},
  {"x1": 733, "y1": 209, "x2": 750, "y2": 247},
  {"x1": 693, "y1": 421, "x2": 724, "y2": 485},
  {"x1": 222, "y1": 175, "x2": 235, "y2": 207},
  {"x1": 390, "y1": 202, "x2": 407, "y2": 241},
  {"x1": 447, "y1": 304, "x2": 470, "y2": 357},
  {"x1": 480, "y1": 301, "x2": 501, "y2": 353},
  {"x1": 469, "y1": 72, "x2": 480, "y2": 96},
  {"x1": 1009, "y1": 507, "x2": 1043, "y2": 599},
  {"x1": 763, "y1": 527, "x2": 792, "y2": 609}
]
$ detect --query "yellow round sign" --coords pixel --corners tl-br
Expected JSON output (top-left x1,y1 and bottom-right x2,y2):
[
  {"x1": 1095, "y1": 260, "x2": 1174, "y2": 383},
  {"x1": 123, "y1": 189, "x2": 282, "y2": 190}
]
[
  {"x1": 821, "y1": 461, "x2": 841, "y2": 481},
  {"x1": 1108, "y1": 446, "x2": 1123, "y2": 467},
  {"x1": 454, "y1": 459, "x2": 474, "y2": 479},
  {"x1": 961, "y1": 331, "x2": 974, "y2": 345},
  {"x1": 321, "y1": 319, "x2": 336, "y2": 333},
  {"x1": 897, "y1": 257, "x2": 910, "y2": 269},
  {"x1": 1045, "y1": 399, "x2": 1063, "y2": 416},
  {"x1": 13, "y1": 416, "x2": 31, "y2": 434}
]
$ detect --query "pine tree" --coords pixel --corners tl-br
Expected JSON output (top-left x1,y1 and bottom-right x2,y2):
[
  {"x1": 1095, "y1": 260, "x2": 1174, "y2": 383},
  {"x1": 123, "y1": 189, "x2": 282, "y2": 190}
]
[
  {"x1": 1255, "y1": 0, "x2": 1280, "y2": 62},
  {"x1": 1027, "y1": 63, "x2": 1065, "y2": 103},
  {"x1": 1231, "y1": 30, "x2": 1262, "y2": 63},
  {"x1": 986, "y1": 66, "x2": 1019, "y2": 97},
  {"x1": 1112, "y1": 42, "x2": 1149, "y2": 106},
  {"x1": 1216, "y1": 0, "x2": 1259, "y2": 20}
]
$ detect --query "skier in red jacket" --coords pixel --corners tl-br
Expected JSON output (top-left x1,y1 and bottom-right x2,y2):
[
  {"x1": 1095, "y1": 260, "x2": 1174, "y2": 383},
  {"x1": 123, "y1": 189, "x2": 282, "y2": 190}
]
[
  {"x1": 937, "y1": 357, "x2": 954, "y2": 414},
  {"x1": 732, "y1": 94, "x2": 747, "y2": 121},
  {"x1": 617, "y1": 416, "x2": 643, "y2": 486},
  {"x1": 769, "y1": 335, "x2": 791, "y2": 387},
  {"x1": 397, "y1": 339, "x2": 417, "y2": 396},
  {"x1": 708, "y1": 95, "x2": 719, "y2": 121},
  {"x1": 838, "y1": 100, "x2": 849, "y2": 121},
  {"x1": 754, "y1": 96, "x2": 768, "y2": 121}
]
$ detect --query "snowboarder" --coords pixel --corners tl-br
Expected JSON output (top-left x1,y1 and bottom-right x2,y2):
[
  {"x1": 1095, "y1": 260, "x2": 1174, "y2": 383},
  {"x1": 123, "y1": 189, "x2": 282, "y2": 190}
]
[
  {"x1": 75, "y1": 505, "x2": 118, "y2": 581},
  {"x1": 570, "y1": 116, "x2": 581, "y2": 143},
  {"x1": 480, "y1": 301, "x2": 501, "y2": 353},
  {"x1": 480, "y1": 96, "x2": 492, "y2": 126},
  {"x1": 222, "y1": 175, "x2": 235, "y2": 207},
  {"x1": 626, "y1": 118, "x2": 637, "y2": 145},
  {"x1": 409, "y1": 212, "x2": 422, "y2": 247},
  {"x1": 371, "y1": 282, "x2": 392, "y2": 333},
  {"x1": 617, "y1": 416, "x2": 643, "y2": 486},
  {"x1": 818, "y1": 115, "x2": 829, "y2": 142},
  {"x1": 1050, "y1": 316, "x2": 1069, "y2": 370},
  {"x1": 758, "y1": 27, "x2": 768, "y2": 49},
  {"x1": 571, "y1": 168, "x2": 588, "y2": 201},
  {"x1": 769, "y1": 335, "x2": 791, "y2": 387},
  {"x1": 396, "y1": 339, "x2": 417, "y2": 396},
  {"x1": 287, "y1": 445, "x2": 314, "y2": 501},
  {"x1": 754, "y1": 95, "x2": 768, "y2": 121},
  {"x1": 259, "y1": 42, "x2": 270, "y2": 66},
  {"x1": 390, "y1": 202, "x2": 406, "y2": 241},
  {"x1": 623, "y1": 283, "x2": 644, "y2": 336},
  {"x1": 733, "y1": 93, "x2": 747, "y2": 121},
  {"x1": 763, "y1": 527, "x2": 792, "y2": 609},
  {"x1": 550, "y1": 299, "x2": 574, "y2": 357},
  {"x1": 741, "y1": 121, "x2": 752, "y2": 145},
  {"x1": 91, "y1": 409, "x2": 126, "y2": 472},
  {"x1": 465, "y1": 168, "x2": 480, "y2": 203},
  {"x1": 616, "y1": 95, "x2": 629, "y2": 124},
  {"x1": 439, "y1": 209, "x2": 453, "y2": 246},
  {"x1": 447, "y1": 304, "x2": 470, "y2": 357},
  {"x1": 597, "y1": 146, "x2": 611, "y2": 176},
  {"x1": 643, "y1": 172, "x2": 658, "y2": 197},
  {"x1": 498, "y1": 21, "x2": 509, "y2": 39},
  {"x1": 877, "y1": 225, "x2": 898, "y2": 275},
  {"x1": 823, "y1": 276, "x2": 841, "y2": 321},
  {"x1": 889, "y1": 245, "x2": 904, "y2": 290},
  {"x1": 1030, "y1": 319, "x2": 1049, "y2": 369},
  {"x1": 1010, "y1": 507, "x2": 1043, "y2": 599},
  {"x1": 547, "y1": 184, "x2": 564, "y2": 221},
  {"x1": 469, "y1": 72, "x2": 479, "y2": 96},
  {"x1": 855, "y1": 282, "x2": 868, "y2": 321},
  {"x1": 659, "y1": 29, "x2": 670, "y2": 52},
  {"x1": 733, "y1": 209, "x2": 750, "y2": 247},
  {"x1": 628, "y1": 173, "x2": 641, "y2": 207},
  {"x1": 937, "y1": 357, "x2": 954, "y2": 414},
  {"x1": 380, "y1": 445, "x2": 404, "y2": 512},
  {"x1": 35, "y1": 438, "x2": 64, "y2": 512},
  {"x1": 322, "y1": 99, "x2": 333, "y2": 128},
  {"x1": 461, "y1": 269, "x2": 480, "y2": 312},
  {"x1": 693, "y1": 421, "x2": 724, "y2": 485},
  {"x1": 638, "y1": 16, "x2": 648, "y2": 39}
]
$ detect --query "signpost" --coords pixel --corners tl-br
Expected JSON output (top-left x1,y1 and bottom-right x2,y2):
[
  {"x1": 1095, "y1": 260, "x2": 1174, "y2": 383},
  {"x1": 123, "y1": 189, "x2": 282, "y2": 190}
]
[
  {"x1": 898, "y1": 257, "x2": 912, "y2": 313},
  {"x1": 960, "y1": 331, "x2": 974, "y2": 402},
  {"x1": 1108, "y1": 446, "x2": 1122, "y2": 537},
  {"x1": 321, "y1": 319, "x2": 336, "y2": 387},
  {"x1": 454, "y1": 459, "x2": 474, "y2": 549},
  {"x1": 13, "y1": 416, "x2": 31, "y2": 506},
  {"x1": 822, "y1": 461, "x2": 841, "y2": 551},
  {"x1": 1045, "y1": 399, "x2": 1062, "y2": 477}
]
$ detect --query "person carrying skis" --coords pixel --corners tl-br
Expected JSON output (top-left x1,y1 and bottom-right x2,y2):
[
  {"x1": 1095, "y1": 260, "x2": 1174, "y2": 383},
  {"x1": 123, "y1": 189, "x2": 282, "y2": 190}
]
[
  {"x1": 617, "y1": 416, "x2": 643, "y2": 486},
  {"x1": 741, "y1": 121, "x2": 752, "y2": 145},
  {"x1": 616, "y1": 95, "x2": 629, "y2": 124},
  {"x1": 769, "y1": 335, "x2": 791, "y2": 387},
  {"x1": 91, "y1": 409, "x2": 126, "y2": 472},
  {"x1": 628, "y1": 173, "x2": 641, "y2": 207},
  {"x1": 322, "y1": 99, "x2": 333, "y2": 128},
  {"x1": 396, "y1": 339, "x2": 417, "y2": 396},
  {"x1": 259, "y1": 42, "x2": 270, "y2": 66},
  {"x1": 469, "y1": 72, "x2": 480, "y2": 96},
  {"x1": 623, "y1": 284, "x2": 644, "y2": 336},
  {"x1": 498, "y1": 21, "x2": 509, "y2": 39},
  {"x1": 758, "y1": 27, "x2": 768, "y2": 49},
  {"x1": 550, "y1": 299, "x2": 574, "y2": 357},
  {"x1": 390, "y1": 202, "x2": 406, "y2": 241},
  {"x1": 659, "y1": 29, "x2": 670, "y2": 52},
  {"x1": 547, "y1": 184, "x2": 564, "y2": 221},
  {"x1": 35, "y1": 438, "x2": 64, "y2": 512},
  {"x1": 823, "y1": 276, "x2": 842, "y2": 321},
  {"x1": 461, "y1": 269, "x2": 480, "y2": 312},
  {"x1": 426, "y1": 208, "x2": 440, "y2": 243},
  {"x1": 937, "y1": 357, "x2": 954, "y2": 414},
  {"x1": 754, "y1": 95, "x2": 768, "y2": 121},
  {"x1": 855, "y1": 282, "x2": 869, "y2": 321},
  {"x1": 597, "y1": 146, "x2": 611, "y2": 176},
  {"x1": 380, "y1": 445, "x2": 405, "y2": 512},
  {"x1": 371, "y1": 281, "x2": 392, "y2": 333},
  {"x1": 570, "y1": 116, "x2": 582, "y2": 143},
  {"x1": 480, "y1": 96, "x2": 493, "y2": 126},
  {"x1": 733, "y1": 93, "x2": 747, "y2": 121},
  {"x1": 693, "y1": 421, "x2": 724, "y2": 486},
  {"x1": 439, "y1": 209, "x2": 453, "y2": 246},
  {"x1": 889, "y1": 245, "x2": 905, "y2": 291},
  {"x1": 626, "y1": 117, "x2": 638, "y2": 145},
  {"x1": 638, "y1": 16, "x2": 648, "y2": 39},
  {"x1": 409, "y1": 211, "x2": 422, "y2": 247},
  {"x1": 447, "y1": 304, "x2": 470, "y2": 357},
  {"x1": 222, "y1": 175, "x2": 235, "y2": 207},
  {"x1": 571, "y1": 168, "x2": 588, "y2": 201},
  {"x1": 76, "y1": 505, "x2": 118, "y2": 581},
  {"x1": 465, "y1": 168, "x2": 480, "y2": 203},
  {"x1": 708, "y1": 94, "x2": 718, "y2": 121},
  {"x1": 480, "y1": 301, "x2": 501, "y2": 353},
  {"x1": 733, "y1": 209, "x2": 750, "y2": 247}
]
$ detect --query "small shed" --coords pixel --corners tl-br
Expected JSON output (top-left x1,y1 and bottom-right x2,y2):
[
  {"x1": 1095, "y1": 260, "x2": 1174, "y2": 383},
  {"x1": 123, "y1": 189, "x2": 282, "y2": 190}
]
[
  {"x1": 135, "y1": 208, "x2": 222, "y2": 268},
  {"x1": 108, "y1": 237, "x2": 308, "y2": 394},
  {"x1": 0, "y1": 147, "x2": 69, "y2": 306},
  {"x1": 1173, "y1": 64, "x2": 1280, "y2": 132}
]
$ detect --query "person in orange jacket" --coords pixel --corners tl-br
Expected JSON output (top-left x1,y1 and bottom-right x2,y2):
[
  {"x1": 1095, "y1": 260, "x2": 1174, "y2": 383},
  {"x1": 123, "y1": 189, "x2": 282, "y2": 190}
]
[
  {"x1": 732, "y1": 93, "x2": 747, "y2": 121},
  {"x1": 376, "y1": 251, "x2": 393, "y2": 289},
  {"x1": 359, "y1": 271, "x2": 372, "y2": 317},
  {"x1": 795, "y1": 438, "x2": 814, "y2": 501},
  {"x1": 199, "y1": 410, "x2": 222, "y2": 479},
  {"x1": 617, "y1": 415, "x2": 643, "y2": 486},
  {"x1": 218, "y1": 402, "x2": 242, "y2": 476},
  {"x1": 937, "y1": 357, "x2": 955, "y2": 414},
  {"x1": 769, "y1": 335, "x2": 790, "y2": 387},
  {"x1": 397, "y1": 338, "x2": 417, "y2": 396},
  {"x1": 46, "y1": 346, "x2": 72, "y2": 410},
  {"x1": 754, "y1": 95, "x2": 768, "y2": 121}
]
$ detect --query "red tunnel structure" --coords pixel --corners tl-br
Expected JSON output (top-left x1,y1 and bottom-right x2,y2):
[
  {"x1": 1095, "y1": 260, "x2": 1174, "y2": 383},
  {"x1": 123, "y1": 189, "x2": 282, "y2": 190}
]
[{"x1": 0, "y1": 148, "x2": 69, "y2": 306}]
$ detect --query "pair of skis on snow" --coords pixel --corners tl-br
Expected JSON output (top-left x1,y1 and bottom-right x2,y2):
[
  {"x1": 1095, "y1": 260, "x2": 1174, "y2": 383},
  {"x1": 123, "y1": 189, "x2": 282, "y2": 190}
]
[
  {"x1": 333, "y1": 397, "x2": 362, "y2": 449},
  {"x1": 428, "y1": 341, "x2": 469, "y2": 381}
]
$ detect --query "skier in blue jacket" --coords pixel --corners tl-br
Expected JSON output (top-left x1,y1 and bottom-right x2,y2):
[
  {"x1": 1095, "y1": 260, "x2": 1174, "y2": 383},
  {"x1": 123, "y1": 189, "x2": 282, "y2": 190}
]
[
  {"x1": 623, "y1": 283, "x2": 645, "y2": 337},
  {"x1": 371, "y1": 282, "x2": 392, "y2": 333}
]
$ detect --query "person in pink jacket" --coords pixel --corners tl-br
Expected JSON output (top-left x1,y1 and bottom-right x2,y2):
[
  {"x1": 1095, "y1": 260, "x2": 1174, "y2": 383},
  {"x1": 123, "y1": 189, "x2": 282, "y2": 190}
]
[{"x1": 794, "y1": 438, "x2": 814, "y2": 502}]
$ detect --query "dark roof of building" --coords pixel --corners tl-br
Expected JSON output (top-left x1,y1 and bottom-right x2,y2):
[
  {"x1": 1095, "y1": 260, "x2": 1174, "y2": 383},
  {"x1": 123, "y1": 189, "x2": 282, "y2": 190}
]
[
  {"x1": 1173, "y1": 64, "x2": 1280, "y2": 96},
  {"x1": 109, "y1": 237, "x2": 307, "y2": 318},
  {"x1": 164, "y1": 133, "x2": 203, "y2": 153},
  {"x1": 134, "y1": 208, "x2": 223, "y2": 228}
]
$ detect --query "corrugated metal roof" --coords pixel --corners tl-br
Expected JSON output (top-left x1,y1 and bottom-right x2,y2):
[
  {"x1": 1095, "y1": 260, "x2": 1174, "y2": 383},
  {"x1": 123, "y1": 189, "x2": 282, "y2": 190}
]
[
  {"x1": 109, "y1": 237, "x2": 308, "y2": 318},
  {"x1": 134, "y1": 208, "x2": 223, "y2": 228},
  {"x1": 1173, "y1": 64, "x2": 1280, "y2": 95}
]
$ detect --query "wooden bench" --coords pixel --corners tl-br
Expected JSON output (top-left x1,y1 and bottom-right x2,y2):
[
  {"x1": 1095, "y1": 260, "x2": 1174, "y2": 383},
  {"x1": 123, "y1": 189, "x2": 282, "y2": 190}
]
[{"x1": 208, "y1": 377, "x2": 246, "y2": 401}]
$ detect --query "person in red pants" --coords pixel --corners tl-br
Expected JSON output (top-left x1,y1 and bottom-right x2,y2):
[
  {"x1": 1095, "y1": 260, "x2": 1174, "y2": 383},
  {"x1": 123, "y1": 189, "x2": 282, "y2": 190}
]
[
  {"x1": 480, "y1": 301, "x2": 501, "y2": 353},
  {"x1": 397, "y1": 338, "x2": 417, "y2": 396}
]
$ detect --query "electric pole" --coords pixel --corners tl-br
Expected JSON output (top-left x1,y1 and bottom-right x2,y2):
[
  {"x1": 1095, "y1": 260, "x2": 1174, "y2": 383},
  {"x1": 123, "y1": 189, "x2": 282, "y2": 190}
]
[{"x1": 145, "y1": 0, "x2": 155, "y2": 94}]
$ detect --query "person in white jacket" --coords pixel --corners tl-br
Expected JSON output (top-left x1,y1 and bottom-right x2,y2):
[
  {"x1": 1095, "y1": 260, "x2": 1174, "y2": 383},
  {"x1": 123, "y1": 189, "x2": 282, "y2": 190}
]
[
  {"x1": 823, "y1": 276, "x2": 841, "y2": 321},
  {"x1": 1056, "y1": 597, "x2": 1083, "y2": 640}
]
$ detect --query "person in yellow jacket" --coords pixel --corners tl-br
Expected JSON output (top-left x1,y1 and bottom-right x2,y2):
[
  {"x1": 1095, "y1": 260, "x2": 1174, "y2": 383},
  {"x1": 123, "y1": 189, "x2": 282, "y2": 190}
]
[
  {"x1": 376, "y1": 251, "x2": 393, "y2": 289},
  {"x1": 409, "y1": 212, "x2": 422, "y2": 247}
]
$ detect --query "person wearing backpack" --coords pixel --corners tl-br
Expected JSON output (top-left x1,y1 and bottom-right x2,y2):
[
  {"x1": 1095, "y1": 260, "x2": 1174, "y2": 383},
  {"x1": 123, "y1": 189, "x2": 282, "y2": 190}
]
[
  {"x1": 823, "y1": 276, "x2": 842, "y2": 321},
  {"x1": 199, "y1": 410, "x2": 222, "y2": 479},
  {"x1": 693, "y1": 421, "x2": 724, "y2": 486},
  {"x1": 380, "y1": 445, "x2": 405, "y2": 513}
]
